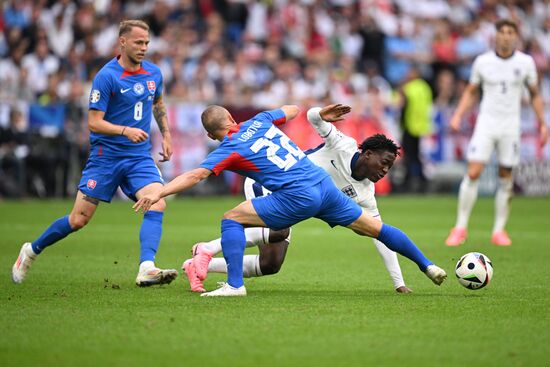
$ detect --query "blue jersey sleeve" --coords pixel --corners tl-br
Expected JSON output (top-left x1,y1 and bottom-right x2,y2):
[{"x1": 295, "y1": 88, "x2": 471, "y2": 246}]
[
  {"x1": 89, "y1": 72, "x2": 113, "y2": 112},
  {"x1": 199, "y1": 143, "x2": 235, "y2": 176},
  {"x1": 254, "y1": 109, "x2": 287, "y2": 126},
  {"x1": 155, "y1": 73, "x2": 163, "y2": 100},
  {"x1": 199, "y1": 140, "x2": 260, "y2": 176}
]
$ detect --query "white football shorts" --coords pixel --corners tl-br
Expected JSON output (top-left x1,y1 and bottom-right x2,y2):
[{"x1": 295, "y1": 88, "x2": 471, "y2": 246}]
[{"x1": 467, "y1": 130, "x2": 520, "y2": 167}]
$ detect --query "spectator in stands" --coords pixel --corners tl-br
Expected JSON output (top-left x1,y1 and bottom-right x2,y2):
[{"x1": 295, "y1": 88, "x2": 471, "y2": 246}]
[
  {"x1": 21, "y1": 39, "x2": 59, "y2": 97},
  {"x1": 0, "y1": 109, "x2": 29, "y2": 197}
]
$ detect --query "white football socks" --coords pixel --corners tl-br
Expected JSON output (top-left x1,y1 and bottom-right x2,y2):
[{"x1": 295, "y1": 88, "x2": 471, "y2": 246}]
[
  {"x1": 493, "y1": 177, "x2": 513, "y2": 233},
  {"x1": 373, "y1": 238, "x2": 405, "y2": 289},
  {"x1": 139, "y1": 260, "x2": 155, "y2": 272},
  {"x1": 202, "y1": 227, "x2": 268, "y2": 255},
  {"x1": 208, "y1": 255, "x2": 262, "y2": 277},
  {"x1": 456, "y1": 175, "x2": 479, "y2": 229},
  {"x1": 203, "y1": 228, "x2": 268, "y2": 277}
]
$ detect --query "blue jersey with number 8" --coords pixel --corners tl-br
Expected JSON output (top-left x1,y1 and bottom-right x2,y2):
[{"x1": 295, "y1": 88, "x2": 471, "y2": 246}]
[
  {"x1": 88, "y1": 56, "x2": 163, "y2": 158},
  {"x1": 200, "y1": 109, "x2": 329, "y2": 192}
]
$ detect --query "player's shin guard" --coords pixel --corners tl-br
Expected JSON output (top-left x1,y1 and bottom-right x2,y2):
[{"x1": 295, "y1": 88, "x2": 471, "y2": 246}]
[
  {"x1": 221, "y1": 219, "x2": 246, "y2": 288},
  {"x1": 377, "y1": 224, "x2": 432, "y2": 271},
  {"x1": 31, "y1": 215, "x2": 74, "y2": 254},
  {"x1": 139, "y1": 211, "x2": 163, "y2": 264}
]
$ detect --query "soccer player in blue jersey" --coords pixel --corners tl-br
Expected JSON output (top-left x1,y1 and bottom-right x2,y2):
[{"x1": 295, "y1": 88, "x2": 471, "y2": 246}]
[
  {"x1": 134, "y1": 104, "x2": 447, "y2": 296},
  {"x1": 12, "y1": 20, "x2": 178, "y2": 286}
]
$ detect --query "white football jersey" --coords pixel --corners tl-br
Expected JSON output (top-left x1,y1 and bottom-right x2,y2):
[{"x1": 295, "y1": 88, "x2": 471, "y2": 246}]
[
  {"x1": 245, "y1": 108, "x2": 405, "y2": 290},
  {"x1": 306, "y1": 109, "x2": 378, "y2": 215},
  {"x1": 470, "y1": 50, "x2": 537, "y2": 135}
]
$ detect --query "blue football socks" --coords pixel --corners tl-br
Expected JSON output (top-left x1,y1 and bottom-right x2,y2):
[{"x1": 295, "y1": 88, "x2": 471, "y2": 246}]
[
  {"x1": 221, "y1": 219, "x2": 246, "y2": 288},
  {"x1": 139, "y1": 211, "x2": 164, "y2": 264},
  {"x1": 31, "y1": 215, "x2": 74, "y2": 254},
  {"x1": 377, "y1": 223, "x2": 432, "y2": 271}
]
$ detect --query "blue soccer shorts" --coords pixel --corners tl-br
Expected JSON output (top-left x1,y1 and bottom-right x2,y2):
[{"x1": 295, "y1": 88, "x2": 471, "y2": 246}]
[
  {"x1": 78, "y1": 155, "x2": 164, "y2": 202},
  {"x1": 251, "y1": 176, "x2": 363, "y2": 230}
]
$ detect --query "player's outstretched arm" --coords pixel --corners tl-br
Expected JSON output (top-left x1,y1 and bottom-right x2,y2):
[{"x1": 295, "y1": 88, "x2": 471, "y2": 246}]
[
  {"x1": 88, "y1": 109, "x2": 149, "y2": 143},
  {"x1": 280, "y1": 105, "x2": 300, "y2": 121},
  {"x1": 153, "y1": 94, "x2": 173, "y2": 161},
  {"x1": 306, "y1": 104, "x2": 351, "y2": 137},
  {"x1": 133, "y1": 168, "x2": 212, "y2": 212},
  {"x1": 527, "y1": 84, "x2": 549, "y2": 146},
  {"x1": 319, "y1": 104, "x2": 351, "y2": 122},
  {"x1": 449, "y1": 83, "x2": 478, "y2": 132}
]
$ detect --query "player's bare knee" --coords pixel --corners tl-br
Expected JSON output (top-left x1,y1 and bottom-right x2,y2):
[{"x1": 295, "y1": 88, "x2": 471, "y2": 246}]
[
  {"x1": 150, "y1": 198, "x2": 166, "y2": 212},
  {"x1": 259, "y1": 256, "x2": 283, "y2": 275},
  {"x1": 498, "y1": 167, "x2": 513, "y2": 179},
  {"x1": 468, "y1": 171, "x2": 481, "y2": 180},
  {"x1": 69, "y1": 213, "x2": 90, "y2": 230},
  {"x1": 222, "y1": 209, "x2": 238, "y2": 221},
  {"x1": 268, "y1": 228, "x2": 290, "y2": 243}
]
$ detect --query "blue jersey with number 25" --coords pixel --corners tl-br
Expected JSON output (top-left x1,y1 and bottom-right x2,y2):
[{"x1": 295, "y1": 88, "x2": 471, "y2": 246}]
[
  {"x1": 200, "y1": 109, "x2": 329, "y2": 192},
  {"x1": 88, "y1": 56, "x2": 163, "y2": 157}
]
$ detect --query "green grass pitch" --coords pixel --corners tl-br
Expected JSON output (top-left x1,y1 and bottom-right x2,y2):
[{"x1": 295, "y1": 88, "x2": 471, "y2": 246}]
[{"x1": 1, "y1": 196, "x2": 549, "y2": 367}]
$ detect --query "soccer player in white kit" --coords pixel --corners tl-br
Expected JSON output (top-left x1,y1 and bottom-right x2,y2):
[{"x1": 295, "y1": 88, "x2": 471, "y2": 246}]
[
  {"x1": 183, "y1": 106, "x2": 412, "y2": 293},
  {"x1": 445, "y1": 19, "x2": 548, "y2": 246}
]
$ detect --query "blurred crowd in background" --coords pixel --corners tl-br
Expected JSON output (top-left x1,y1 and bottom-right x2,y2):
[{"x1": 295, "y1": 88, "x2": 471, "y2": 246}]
[{"x1": 1, "y1": 0, "x2": 550, "y2": 198}]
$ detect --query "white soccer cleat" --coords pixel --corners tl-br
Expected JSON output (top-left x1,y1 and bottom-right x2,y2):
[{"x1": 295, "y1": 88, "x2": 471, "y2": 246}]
[
  {"x1": 425, "y1": 264, "x2": 447, "y2": 286},
  {"x1": 12, "y1": 242, "x2": 37, "y2": 284},
  {"x1": 200, "y1": 282, "x2": 247, "y2": 297},
  {"x1": 135, "y1": 267, "x2": 178, "y2": 287}
]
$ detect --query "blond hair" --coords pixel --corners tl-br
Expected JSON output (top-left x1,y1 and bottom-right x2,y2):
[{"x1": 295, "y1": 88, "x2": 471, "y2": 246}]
[{"x1": 119, "y1": 20, "x2": 149, "y2": 37}]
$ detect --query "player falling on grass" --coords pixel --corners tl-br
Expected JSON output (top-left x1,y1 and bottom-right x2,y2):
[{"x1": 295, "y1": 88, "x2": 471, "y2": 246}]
[
  {"x1": 12, "y1": 20, "x2": 178, "y2": 286},
  {"x1": 445, "y1": 19, "x2": 548, "y2": 247},
  {"x1": 182, "y1": 112, "x2": 413, "y2": 294},
  {"x1": 134, "y1": 103, "x2": 447, "y2": 297}
]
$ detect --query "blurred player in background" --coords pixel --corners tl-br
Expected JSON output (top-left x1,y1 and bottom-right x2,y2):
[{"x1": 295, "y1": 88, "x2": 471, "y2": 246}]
[
  {"x1": 445, "y1": 19, "x2": 548, "y2": 247},
  {"x1": 12, "y1": 20, "x2": 178, "y2": 286},
  {"x1": 183, "y1": 113, "x2": 412, "y2": 294},
  {"x1": 134, "y1": 103, "x2": 446, "y2": 297}
]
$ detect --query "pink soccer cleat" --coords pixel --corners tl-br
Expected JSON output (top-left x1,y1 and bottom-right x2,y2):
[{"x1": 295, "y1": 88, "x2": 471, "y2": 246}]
[
  {"x1": 492, "y1": 230, "x2": 512, "y2": 246},
  {"x1": 445, "y1": 227, "x2": 467, "y2": 247},
  {"x1": 182, "y1": 259, "x2": 206, "y2": 293},
  {"x1": 191, "y1": 243, "x2": 214, "y2": 280}
]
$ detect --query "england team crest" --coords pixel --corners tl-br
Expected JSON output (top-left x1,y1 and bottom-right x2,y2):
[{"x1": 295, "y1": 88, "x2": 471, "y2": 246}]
[
  {"x1": 147, "y1": 80, "x2": 156, "y2": 94},
  {"x1": 87, "y1": 179, "x2": 97, "y2": 190}
]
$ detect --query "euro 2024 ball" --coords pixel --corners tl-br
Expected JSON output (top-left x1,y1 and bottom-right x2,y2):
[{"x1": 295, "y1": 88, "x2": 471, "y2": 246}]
[{"x1": 455, "y1": 252, "x2": 493, "y2": 290}]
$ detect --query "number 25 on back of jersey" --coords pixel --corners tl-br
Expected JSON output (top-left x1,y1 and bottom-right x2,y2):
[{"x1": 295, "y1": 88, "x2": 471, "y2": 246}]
[{"x1": 250, "y1": 125, "x2": 305, "y2": 171}]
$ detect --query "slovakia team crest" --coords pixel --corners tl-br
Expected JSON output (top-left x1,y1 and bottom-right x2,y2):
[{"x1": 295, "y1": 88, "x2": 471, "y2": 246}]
[
  {"x1": 147, "y1": 80, "x2": 156, "y2": 94},
  {"x1": 87, "y1": 179, "x2": 97, "y2": 190}
]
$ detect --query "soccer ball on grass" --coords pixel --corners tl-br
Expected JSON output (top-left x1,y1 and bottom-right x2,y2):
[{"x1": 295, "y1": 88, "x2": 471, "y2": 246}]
[{"x1": 455, "y1": 252, "x2": 493, "y2": 290}]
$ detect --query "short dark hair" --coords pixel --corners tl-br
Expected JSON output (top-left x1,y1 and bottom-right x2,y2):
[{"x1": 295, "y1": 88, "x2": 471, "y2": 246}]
[
  {"x1": 495, "y1": 19, "x2": 518, "y2": 33},
  {"x1": 359, "y1": 134, "x2": 401, "y2": 156},
  {"x1": 119, "y1": 20, "x2": 149, "y2": 37}
]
